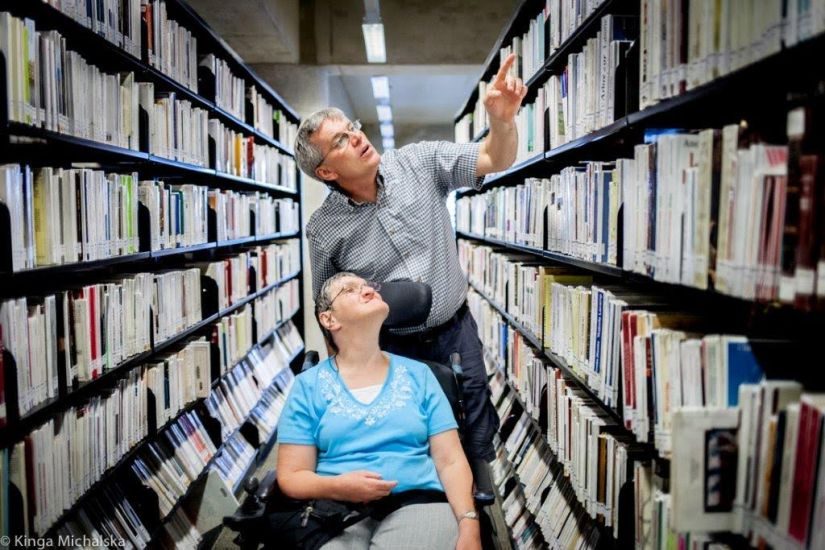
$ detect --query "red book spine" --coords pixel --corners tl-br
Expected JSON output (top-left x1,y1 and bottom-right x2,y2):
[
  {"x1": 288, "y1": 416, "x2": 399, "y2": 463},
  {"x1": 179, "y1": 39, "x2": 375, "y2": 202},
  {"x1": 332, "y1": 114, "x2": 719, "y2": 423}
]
[
  {"x1": 789, "y1": 402, "x2": 823, "y2": 542},
  {"x1": 620, "y1": 311, "x2": 635, "y2": 429},
  {"x1": 88, "y1": 286, "x2": 99, "y2": 378}
]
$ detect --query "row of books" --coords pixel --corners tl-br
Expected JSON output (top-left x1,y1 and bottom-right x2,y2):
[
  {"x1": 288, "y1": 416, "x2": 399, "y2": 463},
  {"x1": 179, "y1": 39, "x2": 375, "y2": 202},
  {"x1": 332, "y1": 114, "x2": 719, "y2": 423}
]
[
  {"x1": 477, "y1": 292, "x2": 744, "y2": 549},
  {"x1": 201, "y1": 54, "x2": 245, "y2": 120},
  {"x1": 545, "y1": 14, "x2": 635, "y2": 150},
  {"x1": 0, "y1": 13, "x2": 298, "y2": 182},
  {"x1": 0, "y1": 165, "x2": 300, "y2": 273},
  {"x1": 1, "y1": 12, "x2": 141, "y2": 148},
  {"x1": 254, "y1": 280, "x2": 300, "y2": 338},
  {"x1": 455, "y1": 0, "x2": 615, "y2": 144},
  {"x1": 146, "y1": 338, "x2": 211, "y2": 431},
  {"x1": 462, "y1": 242, "x2": 767, "y2": 447},
  {"x1": 41, "y1": 0, "x2": 298, "y2": 153},
  {"x1": 248, "y1": 93, "x2": 298, "y2": 149},
  {"x1": 210, "y1": 121, "x2": 298, "y2": 188},
  {"x1": 201, "y1": 252, "x2": 252, "y2": 310},
  {"x1": 44, "y1": 0, "x2": 142, "y2": 58},
  {"x1": 143, "y1": 0, "x2": 199, "y2": 93},
  {"x1": 467, "y1": 279, "x2": 825, "y2": 548},
  {"x1": 52, "y1": 481, "x2": 154, "y2": 549},
  {"x1": 498, "y1": 8, "x2": 547, "y2": 86},
  {"x1": 0, "y1": 267, "x2": 204, "y2": 417},
  {"x1": 139, "y1": 180, "x2": 209, "y2": 252},
  {"x1": 491, "y1": 375, "x2": 602, "y2": 549},
  {"x1": 661, "y1": 381, "x2": 825, "y2": 549},
  {"x1": 251, "y1": 241, "x2": 301, "y2": 291},
  {"x1": 2, "y1": 367, "x2": 153, "y2": 535},
  {"x1": 639, "y1": 0, "x2": 824, "y2": 110},
  {"x1": 455, "y1": 167, "x2": 621, "y2": 267},
  {"x1": 139, "y1": 83, "x2": 209, "y2": 166},
  {"x1": 1, "y1": 165, "x2": 140, "y2": 272},
  {"x1": 457, "y1": 108, "x2": 825, "y2": 309}
]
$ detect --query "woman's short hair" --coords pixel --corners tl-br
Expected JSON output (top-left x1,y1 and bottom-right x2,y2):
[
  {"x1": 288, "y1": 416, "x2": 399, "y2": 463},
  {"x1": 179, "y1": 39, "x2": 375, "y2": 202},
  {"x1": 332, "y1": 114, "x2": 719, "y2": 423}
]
[
  {"x1": 314, "y1": 271, "x2": 358, "y2": 354},
  {"x1": 294, "y1": 107, "x2": 347, "y2": 188}
]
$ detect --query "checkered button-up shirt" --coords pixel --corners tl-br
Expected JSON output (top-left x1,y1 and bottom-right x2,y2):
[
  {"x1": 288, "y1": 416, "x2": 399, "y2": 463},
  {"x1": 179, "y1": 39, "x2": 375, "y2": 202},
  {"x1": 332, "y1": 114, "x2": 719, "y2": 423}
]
[{"x1": 306, "y1": 141, "x2": 483, "y2": 332}]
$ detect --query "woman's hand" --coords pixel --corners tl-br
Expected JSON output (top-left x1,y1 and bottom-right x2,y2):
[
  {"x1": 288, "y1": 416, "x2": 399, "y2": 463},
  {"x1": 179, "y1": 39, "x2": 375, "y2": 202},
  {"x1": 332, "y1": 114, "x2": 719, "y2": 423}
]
[
  {"x1": 456, "y1": 519, "x2": 481, "y2": 550},
  {"x1": 333, "y1": 470, "x2": 397, "y2": 502}
]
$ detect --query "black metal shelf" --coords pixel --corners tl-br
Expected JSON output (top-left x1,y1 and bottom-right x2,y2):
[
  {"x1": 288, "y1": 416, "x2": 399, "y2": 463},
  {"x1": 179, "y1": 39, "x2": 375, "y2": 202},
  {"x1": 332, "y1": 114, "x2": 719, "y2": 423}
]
[
  {"x1": 0, "y1": 123, "x2": 298, "y2": 196},
  {"x1": 149, "y1": 242, "x2": 216, "y2": 259},
  {"x1": 0, "y1": 237, "x2": 298, "y2": 284},
  {"x1": 455, "y1": 231, "x2": 825, "y2": 326}
]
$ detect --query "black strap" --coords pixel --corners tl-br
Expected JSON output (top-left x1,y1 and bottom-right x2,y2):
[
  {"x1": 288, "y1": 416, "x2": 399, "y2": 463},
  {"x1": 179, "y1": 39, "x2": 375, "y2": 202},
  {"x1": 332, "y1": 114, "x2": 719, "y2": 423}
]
[{"x1": 368, "y1": 490, "x2": 448, "y2": 521}]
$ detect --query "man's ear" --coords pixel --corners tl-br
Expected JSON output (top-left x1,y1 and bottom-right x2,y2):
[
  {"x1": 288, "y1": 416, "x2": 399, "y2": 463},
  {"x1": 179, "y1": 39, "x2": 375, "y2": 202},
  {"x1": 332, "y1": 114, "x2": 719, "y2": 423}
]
[{"x1": 315, "y1": 166, "x2": 337, "y2": 182}]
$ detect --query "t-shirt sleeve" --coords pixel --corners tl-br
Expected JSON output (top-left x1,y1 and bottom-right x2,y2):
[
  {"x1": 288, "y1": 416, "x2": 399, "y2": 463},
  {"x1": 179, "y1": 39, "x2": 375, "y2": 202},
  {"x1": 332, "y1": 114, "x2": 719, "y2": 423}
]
[
  {"x1": 276, "y1": 375, "x2": 318, "y2": 445},
  {"x1": 422, "y1": 366, "x2": 459, "y2": 437}
]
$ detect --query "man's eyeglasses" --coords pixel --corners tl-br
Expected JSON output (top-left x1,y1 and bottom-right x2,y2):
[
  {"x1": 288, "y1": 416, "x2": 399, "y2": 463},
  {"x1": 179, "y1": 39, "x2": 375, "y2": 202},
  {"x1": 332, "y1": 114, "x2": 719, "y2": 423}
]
[
  {"x1": 327, "y1": 279, "x2": 381, "y2": 309},
  {"x1": 316, "y1": 119, "x2": 363, "y2": 170}
]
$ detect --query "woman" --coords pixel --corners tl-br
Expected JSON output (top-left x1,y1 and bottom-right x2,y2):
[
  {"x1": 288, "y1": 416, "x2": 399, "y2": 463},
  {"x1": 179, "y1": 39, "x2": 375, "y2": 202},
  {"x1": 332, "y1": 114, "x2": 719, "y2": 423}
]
[{"x1": 276, "y1": 272, "x2": 481, "y2": 550}]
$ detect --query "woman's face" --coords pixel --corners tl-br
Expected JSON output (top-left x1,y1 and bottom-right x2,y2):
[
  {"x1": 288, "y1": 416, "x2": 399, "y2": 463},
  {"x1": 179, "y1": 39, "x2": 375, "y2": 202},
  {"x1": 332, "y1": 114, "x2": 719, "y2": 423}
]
[{"x1": 326, "y1": 276, "x2": 390, "y2": 325}]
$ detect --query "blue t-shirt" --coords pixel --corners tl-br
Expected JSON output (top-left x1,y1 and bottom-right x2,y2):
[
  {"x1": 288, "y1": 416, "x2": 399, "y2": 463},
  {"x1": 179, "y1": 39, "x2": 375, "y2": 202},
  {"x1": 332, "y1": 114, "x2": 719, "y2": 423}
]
[{"x1": 276, "y1": 353, "x2": 458, "y2": 493}]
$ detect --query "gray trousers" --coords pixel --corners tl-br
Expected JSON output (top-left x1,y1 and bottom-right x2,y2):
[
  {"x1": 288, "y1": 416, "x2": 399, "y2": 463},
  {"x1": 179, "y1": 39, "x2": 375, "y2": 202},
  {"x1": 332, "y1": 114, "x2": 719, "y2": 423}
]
[{"x1": 320, "y1": 503, "x2": 458, "y2": 550}]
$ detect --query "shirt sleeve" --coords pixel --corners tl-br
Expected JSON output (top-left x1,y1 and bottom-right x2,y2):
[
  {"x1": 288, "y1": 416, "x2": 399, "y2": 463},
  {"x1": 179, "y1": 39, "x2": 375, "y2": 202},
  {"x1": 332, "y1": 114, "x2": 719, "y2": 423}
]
[
  {"x1": 306, "y1": 228, "x2": 336, "y2": 300},
  {"x1": 431, "y1": 141, "x2": 484, "y2": 194},
  {"x1": 277, "y1": 375, "x2": 318, "y2": 445},
  {"x1": 422, "y1": 366, "x2": 459, "y2": 437}
]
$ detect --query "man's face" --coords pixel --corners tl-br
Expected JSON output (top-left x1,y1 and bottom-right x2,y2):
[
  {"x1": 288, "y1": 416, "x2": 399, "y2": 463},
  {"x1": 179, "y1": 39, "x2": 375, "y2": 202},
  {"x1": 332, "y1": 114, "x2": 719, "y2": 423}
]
[{"x1": 312, "y1": 117, "x2": 380, "y2": 183}]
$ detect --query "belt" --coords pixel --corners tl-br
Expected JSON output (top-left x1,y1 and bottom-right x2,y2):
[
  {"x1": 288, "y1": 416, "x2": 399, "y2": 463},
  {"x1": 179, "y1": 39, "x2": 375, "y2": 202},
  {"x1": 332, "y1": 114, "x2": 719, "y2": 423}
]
[{"x1": 414, "y1": 302, "x2": 468, "y2": 341}]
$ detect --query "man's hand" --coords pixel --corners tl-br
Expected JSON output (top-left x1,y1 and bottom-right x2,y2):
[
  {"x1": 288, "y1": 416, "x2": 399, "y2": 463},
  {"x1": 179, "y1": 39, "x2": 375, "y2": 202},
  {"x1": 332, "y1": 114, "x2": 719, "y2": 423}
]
[
  {"x1": 333, "y1": 471, "x2": 397, "y2": 503},
  {"x1": 484, "y1": 52, "x2": 528, "y2": 124}
]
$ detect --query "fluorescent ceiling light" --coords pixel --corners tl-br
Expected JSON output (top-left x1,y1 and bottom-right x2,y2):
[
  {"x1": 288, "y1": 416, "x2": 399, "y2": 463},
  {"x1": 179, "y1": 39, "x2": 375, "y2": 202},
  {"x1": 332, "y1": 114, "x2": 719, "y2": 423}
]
[
  {"x1": 362, "y1": 23, "x2": 387, "y2": 63},
  {"x1": 376, "y1": 105, "x2": 393, "y2": 122},
  {"x1": 380, "y1": 123, "x2": 394, "y2": 138},
  {"x1": 383, "y1": 138, "x2": 395, "y2": 150},
  {"x1": 371, "y1": 76, "x2": 390, "y2": 99}
]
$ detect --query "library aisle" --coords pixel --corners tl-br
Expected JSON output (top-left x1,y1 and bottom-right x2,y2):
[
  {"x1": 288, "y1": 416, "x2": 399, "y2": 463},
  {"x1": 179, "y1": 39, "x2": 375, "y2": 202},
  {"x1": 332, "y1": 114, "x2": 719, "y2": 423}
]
[{"x1": 2, "y1": 1, "x2": 825, "y2": 549}]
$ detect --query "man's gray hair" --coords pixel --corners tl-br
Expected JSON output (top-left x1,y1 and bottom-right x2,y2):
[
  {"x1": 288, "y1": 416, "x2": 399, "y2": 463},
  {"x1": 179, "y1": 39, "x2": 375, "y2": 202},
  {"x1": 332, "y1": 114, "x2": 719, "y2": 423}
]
[
  {"x1": 314, "y1": 271, "x2": 358, "y2": 353},
  {"x1": 294, "y1": 107, "x2": 348, "y2": 182}
]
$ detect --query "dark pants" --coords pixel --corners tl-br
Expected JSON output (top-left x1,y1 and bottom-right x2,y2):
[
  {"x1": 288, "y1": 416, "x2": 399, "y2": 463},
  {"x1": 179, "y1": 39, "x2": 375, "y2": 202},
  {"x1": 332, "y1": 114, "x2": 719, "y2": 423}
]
[{"x1": 380, "y1": 304, "x2": 499, "y2": 461}]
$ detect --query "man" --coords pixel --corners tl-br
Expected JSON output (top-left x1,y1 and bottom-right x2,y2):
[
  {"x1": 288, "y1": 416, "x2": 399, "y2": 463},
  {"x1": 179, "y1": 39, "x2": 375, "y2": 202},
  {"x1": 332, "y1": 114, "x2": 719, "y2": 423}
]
[{"x1": 295, "y1": 53, "x2": 526, "y2": 499}]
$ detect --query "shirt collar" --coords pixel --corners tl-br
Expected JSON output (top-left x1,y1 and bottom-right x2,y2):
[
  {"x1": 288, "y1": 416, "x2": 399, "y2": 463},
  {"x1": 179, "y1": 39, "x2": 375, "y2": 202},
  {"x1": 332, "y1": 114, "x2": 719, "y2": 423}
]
[{"x1": 330, "y1": 163, "x2": 389, "y2": 210}]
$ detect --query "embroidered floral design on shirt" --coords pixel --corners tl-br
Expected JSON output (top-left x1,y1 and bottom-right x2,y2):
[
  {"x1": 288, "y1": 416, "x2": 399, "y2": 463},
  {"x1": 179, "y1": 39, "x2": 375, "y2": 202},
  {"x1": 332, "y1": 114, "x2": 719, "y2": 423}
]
[{"x1": 319, "y1": 363, "x2": 414, "y2": 426}]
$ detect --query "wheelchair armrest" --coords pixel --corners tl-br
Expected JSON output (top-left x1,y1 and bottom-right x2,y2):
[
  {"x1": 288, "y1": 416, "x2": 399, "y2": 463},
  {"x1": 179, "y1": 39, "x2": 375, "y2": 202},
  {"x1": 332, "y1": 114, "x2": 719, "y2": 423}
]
[{"x1": 256, "y1": 470, "x2": 279, "y2": 500}]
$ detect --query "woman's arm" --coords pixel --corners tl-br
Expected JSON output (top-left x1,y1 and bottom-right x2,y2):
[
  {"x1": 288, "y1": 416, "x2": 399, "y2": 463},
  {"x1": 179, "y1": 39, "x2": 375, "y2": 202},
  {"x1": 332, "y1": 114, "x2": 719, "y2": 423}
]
[
  {"x1": 430, "y1": 430, "x2": 481, "y2": 549},
  {"x1": 277, "y1": 444, "x2": 397, "y2": 502}
]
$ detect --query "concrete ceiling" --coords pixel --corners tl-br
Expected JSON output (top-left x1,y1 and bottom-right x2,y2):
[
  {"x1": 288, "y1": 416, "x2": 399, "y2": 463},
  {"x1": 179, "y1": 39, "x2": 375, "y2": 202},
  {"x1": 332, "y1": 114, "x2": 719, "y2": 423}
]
[{"x1": 187, "y1": 0, "x2": 519, "y2": 131}]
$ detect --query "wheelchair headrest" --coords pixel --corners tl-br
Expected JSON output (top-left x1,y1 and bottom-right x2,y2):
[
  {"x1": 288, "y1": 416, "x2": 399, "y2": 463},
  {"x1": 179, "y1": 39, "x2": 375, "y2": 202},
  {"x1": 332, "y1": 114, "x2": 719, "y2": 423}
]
[{"x1": 380, "y1": 280, "x2": 432, "y2": 329}]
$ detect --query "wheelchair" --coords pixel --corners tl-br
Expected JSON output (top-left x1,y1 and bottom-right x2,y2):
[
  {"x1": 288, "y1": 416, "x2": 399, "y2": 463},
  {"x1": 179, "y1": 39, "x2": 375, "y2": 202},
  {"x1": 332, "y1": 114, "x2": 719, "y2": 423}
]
[{"x1": 223, "y1": 280, "x2": 497, "y2": 549}]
